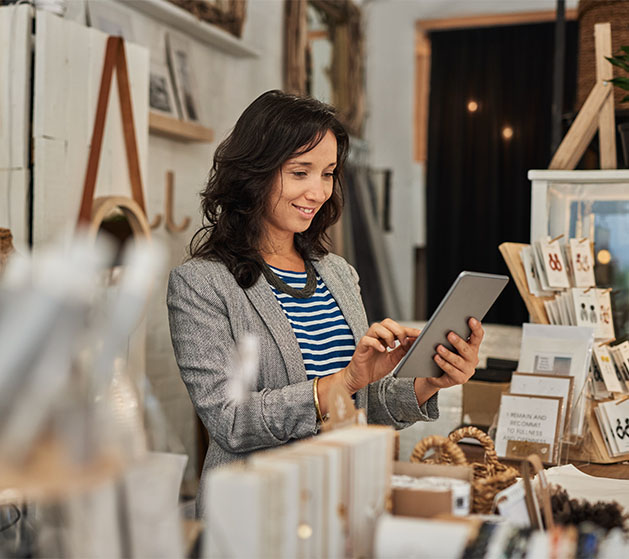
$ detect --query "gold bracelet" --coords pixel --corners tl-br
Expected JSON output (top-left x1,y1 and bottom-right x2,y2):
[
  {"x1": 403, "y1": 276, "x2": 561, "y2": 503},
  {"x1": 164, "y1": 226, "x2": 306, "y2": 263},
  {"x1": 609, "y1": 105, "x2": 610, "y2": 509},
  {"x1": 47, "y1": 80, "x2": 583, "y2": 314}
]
[{"x1": 313, "y1": 377, "x2": 325, "y2": 423}]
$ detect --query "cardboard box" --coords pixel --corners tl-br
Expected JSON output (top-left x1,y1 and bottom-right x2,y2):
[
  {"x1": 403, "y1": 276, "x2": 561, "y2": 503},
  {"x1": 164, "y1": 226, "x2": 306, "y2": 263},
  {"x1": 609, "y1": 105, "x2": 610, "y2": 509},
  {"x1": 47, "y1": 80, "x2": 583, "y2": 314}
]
[
  {"x1": 462, "y1": 380, "x2": 510, "y2": 427},
  {"x1": 392, "y1": 462, "x2": 473, "y2": 519}
]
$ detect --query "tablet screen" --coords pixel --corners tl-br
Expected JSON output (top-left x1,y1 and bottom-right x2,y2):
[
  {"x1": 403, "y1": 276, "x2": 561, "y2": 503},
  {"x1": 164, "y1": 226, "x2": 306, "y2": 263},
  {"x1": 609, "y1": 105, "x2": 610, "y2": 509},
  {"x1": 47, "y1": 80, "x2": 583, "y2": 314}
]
[{"x1": 393, "y1": 271, "x2": 509, "y2": 378}]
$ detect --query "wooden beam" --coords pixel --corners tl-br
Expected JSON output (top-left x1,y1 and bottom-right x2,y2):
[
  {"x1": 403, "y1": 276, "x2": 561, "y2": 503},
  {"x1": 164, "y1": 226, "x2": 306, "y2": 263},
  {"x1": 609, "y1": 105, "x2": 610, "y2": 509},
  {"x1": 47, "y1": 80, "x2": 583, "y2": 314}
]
[
  {"x1": 308, "y1": 30, "x2": 329, "y2": 41},
  {"x1": 417, "y1": 9, "x2": 577, "y2": 32},
  {"x1": 595, "y1": 23, "x2": 617, "y2": 169},
  {"x1": 549, "y1": 81, "x2": 612, "y2": 169},
  {"x1": 414, "y1": 31, "x2": 431, "y2": 162}
]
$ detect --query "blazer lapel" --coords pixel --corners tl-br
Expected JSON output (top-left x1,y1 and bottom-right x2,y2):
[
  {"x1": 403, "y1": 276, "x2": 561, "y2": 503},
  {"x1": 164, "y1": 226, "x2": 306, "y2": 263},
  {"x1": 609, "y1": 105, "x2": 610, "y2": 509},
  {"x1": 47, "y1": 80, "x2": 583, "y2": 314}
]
[{"x1": 244, "y1": 275, "x2": 308, "y2": 385}]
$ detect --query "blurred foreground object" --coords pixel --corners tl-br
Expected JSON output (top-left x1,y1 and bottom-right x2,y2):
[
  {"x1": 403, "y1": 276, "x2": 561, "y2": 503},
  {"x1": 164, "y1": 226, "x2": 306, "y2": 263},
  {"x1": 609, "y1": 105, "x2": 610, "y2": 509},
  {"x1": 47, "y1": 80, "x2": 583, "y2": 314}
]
[{"x1": 0, "y1": 232, "x2": 189, "y2": 559}]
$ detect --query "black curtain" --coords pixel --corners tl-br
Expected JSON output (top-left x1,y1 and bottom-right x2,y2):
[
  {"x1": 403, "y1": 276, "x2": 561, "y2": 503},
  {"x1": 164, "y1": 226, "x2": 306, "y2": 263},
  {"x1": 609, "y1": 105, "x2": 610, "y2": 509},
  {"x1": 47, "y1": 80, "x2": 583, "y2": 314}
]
[
  {"x1": 426, "y1": 22, "x2": 578, "y2": 325},
  {"x1": 344, "y1": 165, "x2": 387, "y2": 322}
]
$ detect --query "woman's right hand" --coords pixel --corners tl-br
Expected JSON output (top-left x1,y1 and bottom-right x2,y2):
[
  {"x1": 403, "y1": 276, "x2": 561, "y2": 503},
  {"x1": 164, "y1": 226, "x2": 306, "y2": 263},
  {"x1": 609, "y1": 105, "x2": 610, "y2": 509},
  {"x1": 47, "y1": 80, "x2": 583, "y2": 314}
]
[{"x1": 340, "y1": 319, "x2": 420, "y2": 394}]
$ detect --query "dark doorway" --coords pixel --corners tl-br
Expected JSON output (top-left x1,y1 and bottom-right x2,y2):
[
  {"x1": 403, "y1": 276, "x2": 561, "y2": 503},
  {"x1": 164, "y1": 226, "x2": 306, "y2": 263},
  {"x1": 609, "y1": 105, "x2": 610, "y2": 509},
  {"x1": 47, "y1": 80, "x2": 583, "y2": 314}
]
[{"x1": 426, "y1": 21, "x2": 578, "y2": 324}]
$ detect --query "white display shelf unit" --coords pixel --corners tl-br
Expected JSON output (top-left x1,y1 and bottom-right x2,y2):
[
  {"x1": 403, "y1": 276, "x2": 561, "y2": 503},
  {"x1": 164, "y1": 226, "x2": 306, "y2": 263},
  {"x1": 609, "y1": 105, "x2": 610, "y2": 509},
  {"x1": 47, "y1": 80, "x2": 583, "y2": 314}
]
[
  {"x1": 529, "y1": 168, "x2": 629, "y2": 340},
  {"x1": 529, "y1": 169, "x2": 629, "y2": 241},
  {"x1": 119, "y1": 0, "x2": 259, "y2": 58}
]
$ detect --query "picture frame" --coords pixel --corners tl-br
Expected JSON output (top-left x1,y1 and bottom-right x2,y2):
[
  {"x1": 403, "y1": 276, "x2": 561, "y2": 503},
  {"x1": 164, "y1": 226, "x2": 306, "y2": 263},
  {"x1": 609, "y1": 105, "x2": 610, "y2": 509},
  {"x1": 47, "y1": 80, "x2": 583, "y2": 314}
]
[
  {"x1": 517, "y1": 323, "x2": 595, "y2": 438},
  {"x1": 149, "y1": 61, "x2": 180, "y2": 118},
  {"x1": 166, "y1": 32, "x2": 200, "y2": 123},
  {"x1": 510, "y1": 372, "x2": 574, "y2": 439},
  {"x1": 495, "y1": 393, "x2": 563, "y2": 464}
]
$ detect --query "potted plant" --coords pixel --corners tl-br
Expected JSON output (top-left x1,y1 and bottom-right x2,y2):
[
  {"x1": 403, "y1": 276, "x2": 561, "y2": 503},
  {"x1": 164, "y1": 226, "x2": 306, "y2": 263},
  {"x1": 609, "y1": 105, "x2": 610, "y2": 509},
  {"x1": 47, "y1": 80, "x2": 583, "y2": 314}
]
[{"x1": 606, "y1": 47, "x2": 629, "y2": 166}]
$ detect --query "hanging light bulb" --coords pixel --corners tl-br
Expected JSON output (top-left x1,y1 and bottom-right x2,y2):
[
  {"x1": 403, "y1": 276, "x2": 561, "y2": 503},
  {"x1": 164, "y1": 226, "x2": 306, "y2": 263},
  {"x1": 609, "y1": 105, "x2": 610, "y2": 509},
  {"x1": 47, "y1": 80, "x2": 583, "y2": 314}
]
[{"x1": 597, "y1": 249, "x2": 612, "y2": 265}]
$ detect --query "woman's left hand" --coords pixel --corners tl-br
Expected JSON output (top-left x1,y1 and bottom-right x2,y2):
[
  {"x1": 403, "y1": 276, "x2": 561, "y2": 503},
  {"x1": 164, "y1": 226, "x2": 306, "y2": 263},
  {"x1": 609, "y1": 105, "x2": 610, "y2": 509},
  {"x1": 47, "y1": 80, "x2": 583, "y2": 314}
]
[{"x1": 425, "y1": 317, "x2": 484, "y2": 389}]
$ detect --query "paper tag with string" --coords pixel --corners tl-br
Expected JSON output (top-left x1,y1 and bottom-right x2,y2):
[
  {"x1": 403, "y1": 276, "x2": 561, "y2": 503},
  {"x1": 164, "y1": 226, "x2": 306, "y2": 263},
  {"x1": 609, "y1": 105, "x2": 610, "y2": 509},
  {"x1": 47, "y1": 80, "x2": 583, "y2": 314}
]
[{"x1": 321, "y1": 383, "x2": 365, "y2": 432}]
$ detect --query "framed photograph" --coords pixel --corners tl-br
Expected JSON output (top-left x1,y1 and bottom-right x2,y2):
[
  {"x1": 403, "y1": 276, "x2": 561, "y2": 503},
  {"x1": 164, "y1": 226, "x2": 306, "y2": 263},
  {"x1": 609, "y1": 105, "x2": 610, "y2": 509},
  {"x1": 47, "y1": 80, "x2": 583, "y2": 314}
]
[
  {"x1": 149, "y1": 61, "x2": 180, "y2": 118},
  {"x1": 87, "y1": 0, "x2": 134, "y2": 41},
  {"x1": 166, "y1": 33, "x2": 200, "y2": 123}
]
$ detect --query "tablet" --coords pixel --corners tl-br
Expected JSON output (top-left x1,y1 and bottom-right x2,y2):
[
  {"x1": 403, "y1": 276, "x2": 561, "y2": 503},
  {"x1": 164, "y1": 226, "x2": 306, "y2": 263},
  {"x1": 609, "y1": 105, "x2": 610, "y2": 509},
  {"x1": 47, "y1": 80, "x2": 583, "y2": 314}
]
[{"x1": 393, "y1": 271, "x2": 509, "y2": 378}]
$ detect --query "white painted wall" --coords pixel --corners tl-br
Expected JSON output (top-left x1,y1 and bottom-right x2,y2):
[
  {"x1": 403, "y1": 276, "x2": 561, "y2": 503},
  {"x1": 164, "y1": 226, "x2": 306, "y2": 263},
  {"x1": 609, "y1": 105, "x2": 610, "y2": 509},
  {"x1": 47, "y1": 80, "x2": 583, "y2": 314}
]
[
  {"x1": 0, "y1": 5, "x2": 32, "y2": 252},
  {"x1": 59, "y1": 0, "x2": 285, "y2": 483},
  {"x1": 363, "y1": 0, "x2": 578, "y2": 319}
]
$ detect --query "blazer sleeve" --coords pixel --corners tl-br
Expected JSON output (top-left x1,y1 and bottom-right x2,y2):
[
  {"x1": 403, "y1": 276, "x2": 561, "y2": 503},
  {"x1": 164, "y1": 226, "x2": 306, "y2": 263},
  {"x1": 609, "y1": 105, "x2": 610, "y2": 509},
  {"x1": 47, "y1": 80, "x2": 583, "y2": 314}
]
[
  {"x1": 346, "y1": 262, "x2": 440, "y2": 429},
  {"x1": 167, "y1": 265, "x2": 318, "y2": 455},
  {"x1": 367, "y1": 376, "x2": 439, "y2": 429}
]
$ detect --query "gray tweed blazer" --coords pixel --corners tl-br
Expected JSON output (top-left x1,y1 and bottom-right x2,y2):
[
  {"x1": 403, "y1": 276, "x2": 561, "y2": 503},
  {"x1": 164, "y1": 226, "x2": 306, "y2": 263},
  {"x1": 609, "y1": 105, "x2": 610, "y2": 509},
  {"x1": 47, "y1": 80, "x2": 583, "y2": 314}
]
[{"x1": 167, "y1": 252, "x2": 438, "y2": 514}]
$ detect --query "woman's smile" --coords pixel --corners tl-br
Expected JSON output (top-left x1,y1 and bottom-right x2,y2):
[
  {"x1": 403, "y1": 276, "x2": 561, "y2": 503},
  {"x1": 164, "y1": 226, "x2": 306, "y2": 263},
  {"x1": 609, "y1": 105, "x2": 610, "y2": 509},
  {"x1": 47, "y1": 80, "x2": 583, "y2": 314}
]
[{"x1": 293, "y1": 204, "x2": 316, "y2": 217}]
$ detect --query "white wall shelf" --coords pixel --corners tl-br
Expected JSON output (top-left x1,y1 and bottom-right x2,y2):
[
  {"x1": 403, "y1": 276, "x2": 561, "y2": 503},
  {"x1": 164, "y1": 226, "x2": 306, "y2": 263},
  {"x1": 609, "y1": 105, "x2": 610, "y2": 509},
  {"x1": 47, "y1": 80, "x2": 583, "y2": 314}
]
[{"x1": 120, "y1": 0, "x2": 260, "y2": 58}]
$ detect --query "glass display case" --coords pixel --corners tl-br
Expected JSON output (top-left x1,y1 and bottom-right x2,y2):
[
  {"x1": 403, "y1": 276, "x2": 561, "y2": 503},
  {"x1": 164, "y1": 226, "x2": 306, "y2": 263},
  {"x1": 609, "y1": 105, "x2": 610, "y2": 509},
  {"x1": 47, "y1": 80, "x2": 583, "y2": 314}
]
[{"x1": 530, "y1": 170, "x2": 629, "y2": 340}]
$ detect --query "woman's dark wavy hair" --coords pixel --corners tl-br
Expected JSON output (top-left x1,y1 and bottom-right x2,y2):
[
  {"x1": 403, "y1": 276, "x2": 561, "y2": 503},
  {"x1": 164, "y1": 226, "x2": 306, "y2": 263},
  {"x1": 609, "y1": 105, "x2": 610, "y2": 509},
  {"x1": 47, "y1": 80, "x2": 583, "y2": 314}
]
[{"x1": 189, "y1": 89, "x2": 349, "y2": 288}]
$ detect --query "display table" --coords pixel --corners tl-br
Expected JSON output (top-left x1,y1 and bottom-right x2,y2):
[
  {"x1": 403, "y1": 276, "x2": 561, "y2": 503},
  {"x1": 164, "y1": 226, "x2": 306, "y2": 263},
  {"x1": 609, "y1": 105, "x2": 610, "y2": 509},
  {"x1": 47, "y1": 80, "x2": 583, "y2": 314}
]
[{"x1": 461, "y1": 441, "x2": 629, "y2": 479}]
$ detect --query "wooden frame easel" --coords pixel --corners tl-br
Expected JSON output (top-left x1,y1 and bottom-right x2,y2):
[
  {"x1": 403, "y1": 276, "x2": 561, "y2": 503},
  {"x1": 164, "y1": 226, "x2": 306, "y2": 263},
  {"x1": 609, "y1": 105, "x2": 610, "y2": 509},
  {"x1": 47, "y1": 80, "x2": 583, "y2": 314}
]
[
  {"x1": 77, "y1": 36, "x2": 149, "y2": 234},
  {"x1": 549, "y1": 23, "x2": 617, "y2": 170}
]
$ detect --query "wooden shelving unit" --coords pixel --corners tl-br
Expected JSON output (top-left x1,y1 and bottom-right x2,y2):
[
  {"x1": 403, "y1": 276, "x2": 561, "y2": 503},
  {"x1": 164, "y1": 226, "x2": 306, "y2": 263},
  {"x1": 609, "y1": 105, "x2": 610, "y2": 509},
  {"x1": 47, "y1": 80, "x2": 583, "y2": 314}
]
[{"x1": 149, "y1": 112, "x2": 214, "y2": 143}]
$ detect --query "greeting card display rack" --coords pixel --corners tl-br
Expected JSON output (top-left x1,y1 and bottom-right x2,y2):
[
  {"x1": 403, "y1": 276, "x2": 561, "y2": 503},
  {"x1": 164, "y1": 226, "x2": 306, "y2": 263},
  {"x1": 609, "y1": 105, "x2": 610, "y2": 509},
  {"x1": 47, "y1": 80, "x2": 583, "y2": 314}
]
[
  {"x1": 499, "y1": 239, "x2": 629, "y2": 465},
  {"x1": 498, "y1": 21, "x2": 629, "y2": 465}
]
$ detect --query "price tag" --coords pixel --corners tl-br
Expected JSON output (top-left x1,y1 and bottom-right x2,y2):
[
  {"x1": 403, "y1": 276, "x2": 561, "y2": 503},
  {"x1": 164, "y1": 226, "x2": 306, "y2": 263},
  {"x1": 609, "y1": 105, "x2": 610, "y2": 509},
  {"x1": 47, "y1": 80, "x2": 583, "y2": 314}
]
[
  {"x1": 590, "y1": 363, "x2": 612, "y2": 400},
  {"x1": 571, "y1": 288, "x2": 599, "y2": 330},
  {"x1": 495, "y1": 480, "x2": 530, "y2": 527},
  {"x1": 595, "y1": 289, "x2": 615, "y2": 340},
  {"x1": 521, "y1": 246, "x2": 552, "y2": 297},
  {"x1": 610, "y1": 345, "x2": 629, "y2": 383},
  {"x1": 569, "y1": 238, "x2": 595, "y2": 288},
  {"x1": 593, "y1": 345, "x2": 626, "y2": 394},
  {"x1": 539, "y1": 238, "x2": 570, "y2": 289},
  {"x1": 617, "y1": 342, "x2": 629, "y2": 380},
  {"x1": 598, "y1": 399, "x2": 629, "y2": 455}
]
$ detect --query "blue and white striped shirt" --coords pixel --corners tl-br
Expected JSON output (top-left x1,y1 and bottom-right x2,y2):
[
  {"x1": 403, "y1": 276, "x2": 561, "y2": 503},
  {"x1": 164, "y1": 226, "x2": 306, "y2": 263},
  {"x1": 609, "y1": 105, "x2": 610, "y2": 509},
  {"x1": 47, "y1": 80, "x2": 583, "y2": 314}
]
[{"x1": 267, "y1": 264, "x2": 355, "y2": 380}]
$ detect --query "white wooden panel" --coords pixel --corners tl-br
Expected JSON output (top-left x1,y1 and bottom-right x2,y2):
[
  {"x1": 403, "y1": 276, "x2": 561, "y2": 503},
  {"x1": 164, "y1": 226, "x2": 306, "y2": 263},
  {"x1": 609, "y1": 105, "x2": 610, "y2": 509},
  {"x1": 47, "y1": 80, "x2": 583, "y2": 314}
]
[
  {"x1": 33, "y1": 11, "x2": 149, "y2": 247},
  {"x1": 0, "y1": 169, "x2": 29, "y2": 252},
  {"x1": 32, "y1": 137, "x2": 77, "y2": 247},
  {"x1": 33, "y1": 12, "x2": 76, "y2": 141},
  {"x1": 0, "y1": 5, "x2": 32, "y2": 170}
]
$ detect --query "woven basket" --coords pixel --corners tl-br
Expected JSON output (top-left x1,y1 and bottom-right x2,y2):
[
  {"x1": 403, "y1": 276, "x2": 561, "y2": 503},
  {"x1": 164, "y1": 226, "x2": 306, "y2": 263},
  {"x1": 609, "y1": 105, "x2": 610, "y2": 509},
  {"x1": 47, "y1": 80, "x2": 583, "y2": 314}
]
[
  {"x1": 0, "y1": 228, "x2": 14, "y2": 273},
  {"x1": 577, "y1": 0, "x2": 629, "y2": 110},
  {"x1": 410, "y1": 426, "x2": 519, "y2": 514},
  {"x1": 409, "y1": 434, "x2": 467, "y2": 466}
]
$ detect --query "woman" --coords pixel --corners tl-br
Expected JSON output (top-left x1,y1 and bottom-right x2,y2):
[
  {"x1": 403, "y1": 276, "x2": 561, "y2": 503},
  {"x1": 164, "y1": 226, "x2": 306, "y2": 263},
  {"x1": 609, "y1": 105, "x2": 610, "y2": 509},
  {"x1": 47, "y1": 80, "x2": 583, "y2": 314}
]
[{"x1": 167, "y1": 90, "x2": 483, "y2": 514}]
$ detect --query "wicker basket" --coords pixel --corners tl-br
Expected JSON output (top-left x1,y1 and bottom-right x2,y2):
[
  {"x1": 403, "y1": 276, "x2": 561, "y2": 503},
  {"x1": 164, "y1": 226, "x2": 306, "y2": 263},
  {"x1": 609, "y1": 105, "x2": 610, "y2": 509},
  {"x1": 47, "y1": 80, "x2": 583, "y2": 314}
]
[
  {"x1": 410, "y1": 426, "x2": 519, "y2": 514},
  {"x1": 409, "y1": 434, "x2": 467, "y2": 466}
]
